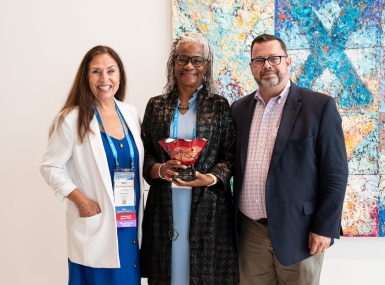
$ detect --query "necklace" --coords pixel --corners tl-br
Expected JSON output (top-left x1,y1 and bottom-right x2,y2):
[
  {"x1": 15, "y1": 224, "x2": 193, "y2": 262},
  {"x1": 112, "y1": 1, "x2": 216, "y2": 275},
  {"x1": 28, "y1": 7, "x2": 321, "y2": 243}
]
[{"x1": 178, "y1": 103, "x2": 190, "y2": 109}]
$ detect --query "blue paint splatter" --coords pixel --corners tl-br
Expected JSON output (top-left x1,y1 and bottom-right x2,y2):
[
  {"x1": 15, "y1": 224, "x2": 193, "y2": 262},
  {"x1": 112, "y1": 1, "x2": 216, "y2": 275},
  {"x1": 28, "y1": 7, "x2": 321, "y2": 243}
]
[
  {"x1": 275, "y1": 0, "x2": 377, "y2": 111},
  {"x1": 379, "y1": 195, "x2": 385, "y2": 236}
]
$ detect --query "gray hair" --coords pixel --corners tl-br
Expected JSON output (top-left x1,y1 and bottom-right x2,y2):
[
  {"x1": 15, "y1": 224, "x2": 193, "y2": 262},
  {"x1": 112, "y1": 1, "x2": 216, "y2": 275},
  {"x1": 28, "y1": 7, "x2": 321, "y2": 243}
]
[{"x1": 163, "y1": 33, "x2": 216, "y2": 95}]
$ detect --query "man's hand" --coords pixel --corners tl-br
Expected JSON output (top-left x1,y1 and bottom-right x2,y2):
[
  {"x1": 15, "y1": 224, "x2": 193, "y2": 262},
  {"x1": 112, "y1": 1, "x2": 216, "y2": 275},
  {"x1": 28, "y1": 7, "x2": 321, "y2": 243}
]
[{"x1": 308, "y1": 232, "x2": 331, "y2": 255}]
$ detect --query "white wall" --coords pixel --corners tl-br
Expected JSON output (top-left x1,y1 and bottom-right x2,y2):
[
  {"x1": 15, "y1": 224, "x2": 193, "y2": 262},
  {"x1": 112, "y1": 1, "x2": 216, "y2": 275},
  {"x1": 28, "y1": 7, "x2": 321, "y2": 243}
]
[
  {"x1": 0, "y1": 1, "x2": 170, "y2": 284},
  {"x1": 0, "y1": 1, "x2": 383, "y2": 284}
]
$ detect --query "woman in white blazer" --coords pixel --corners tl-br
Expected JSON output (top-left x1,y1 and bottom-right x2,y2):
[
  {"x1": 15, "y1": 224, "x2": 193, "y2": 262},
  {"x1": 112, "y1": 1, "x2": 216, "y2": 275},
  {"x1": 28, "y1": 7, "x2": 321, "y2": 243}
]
[{"x1": 40, "y1": 46, "x2": 144, "y2": 285}]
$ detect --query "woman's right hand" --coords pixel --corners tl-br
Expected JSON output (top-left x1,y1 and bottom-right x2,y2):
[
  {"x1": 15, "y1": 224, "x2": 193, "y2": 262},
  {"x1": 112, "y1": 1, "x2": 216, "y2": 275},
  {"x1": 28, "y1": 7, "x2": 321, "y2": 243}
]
[
  {"x1": 76, "y1": 198, "x2": 101, "y2": 217},
  {"x1": 67, "y1": 189, "x2": 101, "y2": 217},
  {"x1": 152, "y1": 160, "x2": 187, "y2": 181}
]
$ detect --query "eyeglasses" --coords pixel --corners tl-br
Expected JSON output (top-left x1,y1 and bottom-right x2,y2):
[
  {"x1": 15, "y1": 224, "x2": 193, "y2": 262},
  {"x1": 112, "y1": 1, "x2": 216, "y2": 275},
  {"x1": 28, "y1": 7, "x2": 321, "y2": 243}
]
[
  {"x1": 251, "y1": 56, "x2": 288, "y2": 68},
  {"x1": 174, "y1": 55, "x2": 208, "y2": 67}
]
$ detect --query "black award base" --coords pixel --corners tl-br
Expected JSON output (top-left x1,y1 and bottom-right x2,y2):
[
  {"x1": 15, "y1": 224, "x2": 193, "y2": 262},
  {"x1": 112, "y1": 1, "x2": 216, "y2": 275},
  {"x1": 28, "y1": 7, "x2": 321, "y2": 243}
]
[{"x1": 172, "y1": 166, "x2": 196, "y2": 181}]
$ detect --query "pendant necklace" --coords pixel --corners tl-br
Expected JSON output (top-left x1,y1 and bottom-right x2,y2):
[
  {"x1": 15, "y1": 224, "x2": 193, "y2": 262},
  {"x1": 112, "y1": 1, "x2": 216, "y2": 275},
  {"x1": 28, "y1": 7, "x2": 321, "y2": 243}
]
[{"x1": 178, "y1": 103, "x2": 190, "y2": 109}]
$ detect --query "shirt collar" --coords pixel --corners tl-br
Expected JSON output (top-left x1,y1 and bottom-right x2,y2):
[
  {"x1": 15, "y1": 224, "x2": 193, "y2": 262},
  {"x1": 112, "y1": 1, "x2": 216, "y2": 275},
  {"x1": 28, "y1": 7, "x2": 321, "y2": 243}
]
[
  {"x1": 178, "y1": 84, "x2": 203, "y2": 106},
  {"x1": 254, "y1": 80, "x2": 291, "y2": 104}
]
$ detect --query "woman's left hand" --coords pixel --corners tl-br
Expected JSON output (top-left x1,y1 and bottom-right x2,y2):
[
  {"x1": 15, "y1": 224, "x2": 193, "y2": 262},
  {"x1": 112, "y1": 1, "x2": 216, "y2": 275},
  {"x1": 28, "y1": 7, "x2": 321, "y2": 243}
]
[{"x1": 173, "y1": 171, "x2": 216, "y2": 188}]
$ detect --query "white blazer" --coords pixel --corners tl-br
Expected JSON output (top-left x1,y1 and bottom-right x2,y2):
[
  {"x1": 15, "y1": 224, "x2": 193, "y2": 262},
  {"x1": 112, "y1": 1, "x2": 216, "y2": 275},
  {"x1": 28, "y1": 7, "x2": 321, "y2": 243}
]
[{"x1": 40, "y1": 100, "x2": 144, "y2": 268}]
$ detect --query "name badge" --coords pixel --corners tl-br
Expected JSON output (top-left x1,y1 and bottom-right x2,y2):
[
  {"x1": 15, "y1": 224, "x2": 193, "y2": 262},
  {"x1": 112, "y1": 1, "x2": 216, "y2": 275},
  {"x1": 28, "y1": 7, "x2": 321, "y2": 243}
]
[{"x1": 114, "y1": 169, "x2": 136, "y2": 228}]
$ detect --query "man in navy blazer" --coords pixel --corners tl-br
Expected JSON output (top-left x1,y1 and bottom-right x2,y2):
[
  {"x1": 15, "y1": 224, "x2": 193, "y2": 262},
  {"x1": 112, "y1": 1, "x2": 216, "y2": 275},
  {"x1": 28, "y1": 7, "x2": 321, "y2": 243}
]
[{"x1": 231, "y1": 34, "x2": 348, "y2": 285}]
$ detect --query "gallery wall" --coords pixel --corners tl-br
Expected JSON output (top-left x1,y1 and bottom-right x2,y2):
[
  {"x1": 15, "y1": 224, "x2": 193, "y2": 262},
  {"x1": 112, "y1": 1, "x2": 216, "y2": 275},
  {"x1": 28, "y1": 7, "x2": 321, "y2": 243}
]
[{"x1": 0, "y1": 1, "x2": 384, "y2": 284}]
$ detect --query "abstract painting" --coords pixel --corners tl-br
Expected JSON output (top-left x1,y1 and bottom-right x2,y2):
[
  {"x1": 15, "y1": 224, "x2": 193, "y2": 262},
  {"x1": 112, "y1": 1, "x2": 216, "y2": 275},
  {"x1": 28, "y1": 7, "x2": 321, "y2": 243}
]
[{"x1": 172, "y1": 0, "x2": 385, "y2": 236}]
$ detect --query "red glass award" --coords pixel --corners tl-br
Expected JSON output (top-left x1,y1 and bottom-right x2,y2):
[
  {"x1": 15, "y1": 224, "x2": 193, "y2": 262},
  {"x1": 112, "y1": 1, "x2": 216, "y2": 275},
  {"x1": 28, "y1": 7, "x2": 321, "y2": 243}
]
[{"x1": 158, "y1": 138, "x2": 207, "y2": 181}]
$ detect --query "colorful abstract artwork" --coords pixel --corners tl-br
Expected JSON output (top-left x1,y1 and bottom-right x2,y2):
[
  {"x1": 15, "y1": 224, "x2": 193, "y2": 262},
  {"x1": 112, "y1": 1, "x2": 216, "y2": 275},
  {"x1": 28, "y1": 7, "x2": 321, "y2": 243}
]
[
  {"x1": 173, "y1": 0, "x2": 274, "y2": 103},
  {"x1": 172, "y1": 0, "x2": 385, "y2": 236}
]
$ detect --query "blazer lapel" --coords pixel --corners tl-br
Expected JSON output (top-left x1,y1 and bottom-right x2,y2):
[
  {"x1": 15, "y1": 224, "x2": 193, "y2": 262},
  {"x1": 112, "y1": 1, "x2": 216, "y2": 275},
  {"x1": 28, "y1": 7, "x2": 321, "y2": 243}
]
[
  {"x1": 89, "y1": 115, "x2": 115, "y2": 203},
  {"x1": 241, "y1": 92, "x2": 257, "y2": 174},
  {"x1": 165, "y1": 92, "x2": 178, "y2": 139},
  {"x1": 268, "y1": 82, "x2": 302, "y2": 173}
]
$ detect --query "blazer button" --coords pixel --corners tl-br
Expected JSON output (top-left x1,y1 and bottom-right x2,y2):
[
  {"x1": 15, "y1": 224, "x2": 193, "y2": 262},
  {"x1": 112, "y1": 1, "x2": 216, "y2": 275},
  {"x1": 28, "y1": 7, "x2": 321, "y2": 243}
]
[
  {"x1": 134, "y1": 263, "x2": 137, "y2": 268},
  {"x1": 132, "y1": 240, "x2": 136, "y2": 244}
]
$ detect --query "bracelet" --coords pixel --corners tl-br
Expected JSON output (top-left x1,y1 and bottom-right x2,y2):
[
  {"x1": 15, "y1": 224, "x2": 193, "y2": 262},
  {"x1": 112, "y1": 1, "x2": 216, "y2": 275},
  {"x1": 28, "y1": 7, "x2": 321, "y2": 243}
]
[
  {"x1": 206, "y1": 173, "x2": 217, "y2": 186},
  {"x1": 158, "y1": 163, "x2": 166, "y2": 179}
]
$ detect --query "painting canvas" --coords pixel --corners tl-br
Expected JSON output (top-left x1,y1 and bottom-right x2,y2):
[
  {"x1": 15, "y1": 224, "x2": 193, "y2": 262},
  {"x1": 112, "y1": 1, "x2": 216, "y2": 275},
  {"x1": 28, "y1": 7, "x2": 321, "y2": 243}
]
[{"x1": 172, "y1": 0, "x2": 385, "y2": 236}]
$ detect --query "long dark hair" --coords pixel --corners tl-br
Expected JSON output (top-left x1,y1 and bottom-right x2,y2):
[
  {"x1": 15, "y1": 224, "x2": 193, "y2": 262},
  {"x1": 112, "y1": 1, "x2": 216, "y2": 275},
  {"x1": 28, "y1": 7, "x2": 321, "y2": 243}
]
[{"x1": 49, "y1": 45, "x2": 127, "y2": 143}]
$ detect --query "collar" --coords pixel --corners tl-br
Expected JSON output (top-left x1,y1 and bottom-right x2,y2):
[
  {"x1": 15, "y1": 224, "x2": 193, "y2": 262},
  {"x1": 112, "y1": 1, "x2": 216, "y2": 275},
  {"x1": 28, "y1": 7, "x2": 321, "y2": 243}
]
[
  {"x1": 177, "y1": 84, "x2": 203, "y2": 106},
  {"x1": 254, "y1": 80, "x2": 291, "y2": 105}
]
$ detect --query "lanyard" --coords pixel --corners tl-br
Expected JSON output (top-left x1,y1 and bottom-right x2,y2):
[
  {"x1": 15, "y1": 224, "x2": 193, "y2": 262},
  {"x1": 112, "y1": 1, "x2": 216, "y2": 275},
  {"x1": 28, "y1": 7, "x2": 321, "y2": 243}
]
[
  {"x1": 172, "y1": 100, "x2": 196, "y2": 139},
  {"x1": 94, "y1": 103, "x2": 135, "y2": 169}
]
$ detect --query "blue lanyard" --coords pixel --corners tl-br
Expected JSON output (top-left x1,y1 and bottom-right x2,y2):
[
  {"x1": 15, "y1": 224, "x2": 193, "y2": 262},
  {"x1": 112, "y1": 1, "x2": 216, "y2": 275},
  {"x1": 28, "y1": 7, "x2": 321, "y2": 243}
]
[
  {"x1": 172, "y1": 100, "x2": 196, "y2": 139},
  {"x1": 94, "y1": 103, "x2": 135, "y2": 169}
]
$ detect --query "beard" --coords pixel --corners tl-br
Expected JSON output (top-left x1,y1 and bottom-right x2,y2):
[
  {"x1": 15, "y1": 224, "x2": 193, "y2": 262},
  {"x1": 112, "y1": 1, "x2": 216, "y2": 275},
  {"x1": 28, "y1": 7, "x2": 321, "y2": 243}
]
[{"x1": 256, "y1": 68, "x2": 287, "y2": 87}]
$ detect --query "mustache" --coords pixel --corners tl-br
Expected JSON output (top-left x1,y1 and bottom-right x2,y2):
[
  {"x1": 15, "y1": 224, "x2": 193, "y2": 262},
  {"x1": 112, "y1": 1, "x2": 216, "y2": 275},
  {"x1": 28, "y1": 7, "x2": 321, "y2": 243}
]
[{"x1": 260, "y1": 68, "x2": 277, "y2": 76}]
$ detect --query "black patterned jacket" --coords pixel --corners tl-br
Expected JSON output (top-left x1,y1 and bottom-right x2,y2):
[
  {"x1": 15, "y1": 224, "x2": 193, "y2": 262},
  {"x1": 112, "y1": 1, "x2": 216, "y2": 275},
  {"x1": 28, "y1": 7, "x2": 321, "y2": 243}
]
[{"x1": 140, "y1": 88, "x2": 239, "y2": 285}]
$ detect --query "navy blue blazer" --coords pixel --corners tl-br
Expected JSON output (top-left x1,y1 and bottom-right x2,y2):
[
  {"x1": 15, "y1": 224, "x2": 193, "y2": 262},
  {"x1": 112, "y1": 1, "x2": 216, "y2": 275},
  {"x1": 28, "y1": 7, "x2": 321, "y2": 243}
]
[{"x1": 231, "y1": 82, "x2": 348, "y2": 266}]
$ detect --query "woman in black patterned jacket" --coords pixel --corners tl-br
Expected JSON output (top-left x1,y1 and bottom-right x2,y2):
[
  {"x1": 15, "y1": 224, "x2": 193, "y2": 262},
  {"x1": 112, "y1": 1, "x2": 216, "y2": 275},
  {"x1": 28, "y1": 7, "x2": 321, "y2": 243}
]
[{"x1": 140, "y1": 33, "x2": 238, "y2": 285}]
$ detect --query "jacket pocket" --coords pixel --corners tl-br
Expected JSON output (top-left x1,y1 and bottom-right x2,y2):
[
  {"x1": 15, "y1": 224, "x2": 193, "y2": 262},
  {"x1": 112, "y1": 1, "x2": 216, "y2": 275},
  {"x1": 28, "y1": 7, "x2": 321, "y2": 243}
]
[
  {"x1": 302, "y1": 200, "x2": 317, "y2": 215},
  {"x1": 72, "y1": 213, "x2": 102, "y2": 239},
  {"x1": 290, "y1": 136, "x2": 314, "y2": 145}
]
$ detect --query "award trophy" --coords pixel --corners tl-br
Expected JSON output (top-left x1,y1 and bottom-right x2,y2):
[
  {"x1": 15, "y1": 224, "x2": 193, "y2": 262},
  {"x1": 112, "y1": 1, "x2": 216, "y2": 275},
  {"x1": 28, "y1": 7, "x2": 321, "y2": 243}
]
[{"x1": 158, "y1": 138, "x2": 207, "y2": 181}]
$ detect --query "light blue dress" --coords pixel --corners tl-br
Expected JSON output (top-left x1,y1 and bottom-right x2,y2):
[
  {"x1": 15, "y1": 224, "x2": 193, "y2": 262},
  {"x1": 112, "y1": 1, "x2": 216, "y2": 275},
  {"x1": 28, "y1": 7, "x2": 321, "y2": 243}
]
[{"x1": 169, "y1": 87, "x2": 200, "y2": 285}]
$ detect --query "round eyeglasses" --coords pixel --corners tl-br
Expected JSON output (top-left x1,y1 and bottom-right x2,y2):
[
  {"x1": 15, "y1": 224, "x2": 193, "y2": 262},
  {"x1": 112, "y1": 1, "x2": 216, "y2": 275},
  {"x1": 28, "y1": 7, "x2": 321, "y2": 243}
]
[
  {"x1": 251, "y1": 56, "x2": 288, "y2": 68},
  {"x1": 174, "y1": 55, "x2": 208, "y2": 67}
]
